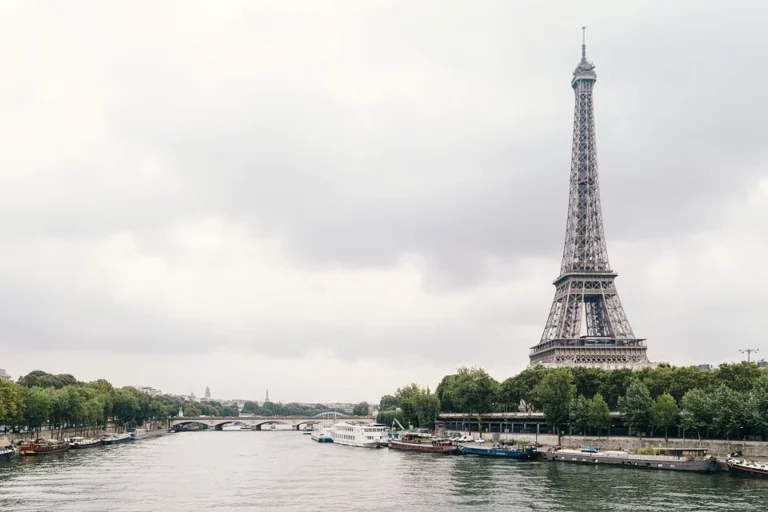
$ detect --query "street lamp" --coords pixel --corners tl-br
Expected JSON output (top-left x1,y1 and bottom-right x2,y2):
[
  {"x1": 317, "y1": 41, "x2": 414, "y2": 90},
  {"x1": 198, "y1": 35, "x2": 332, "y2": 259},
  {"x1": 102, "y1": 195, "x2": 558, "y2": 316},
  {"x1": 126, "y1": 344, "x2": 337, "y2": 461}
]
[{"x1": 740, "y1": 348, "x2": 759, "y2": 363}]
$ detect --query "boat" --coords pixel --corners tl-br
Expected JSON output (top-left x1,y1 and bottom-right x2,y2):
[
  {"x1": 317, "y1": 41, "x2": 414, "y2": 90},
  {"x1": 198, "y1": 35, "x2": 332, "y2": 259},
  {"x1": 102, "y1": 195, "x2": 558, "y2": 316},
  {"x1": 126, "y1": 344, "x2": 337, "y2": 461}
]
[
  {"x1": 459, "y1": 443, "x2": 537, "y2": 459},
  {"x1": 310, "y1": 424, "x2": 334, "y2": 443},
  {"x1": 222, "y1": 423, "x2": 250, "y2": 431},
  {"x1": 100, "y1": 433, "x2": 132, "y2": 445},
  {"x1": 726, "y1": 457, "x2": 768, "y2": 477},
  {"x1": 1, "y1": 442, "x2": 14, "y2": 462},
  {"x1": 129, "y1": 428, "x2": 149, "y2": 441},
  {"x1": 69, "y1": 437, "x2": 102, "y2": 449},
  {"x1": 19, "y1": 439, "x2": 70, "y2": 456},
  {"x1": 543, "y1": 446, "x2": 716, "y2": 472},
  {"x1": 331, "y1": 422, "x2": 387, "y2": 448},
  {"x1": 388, "y1": 433, "x2": 459, "y2": 454}
]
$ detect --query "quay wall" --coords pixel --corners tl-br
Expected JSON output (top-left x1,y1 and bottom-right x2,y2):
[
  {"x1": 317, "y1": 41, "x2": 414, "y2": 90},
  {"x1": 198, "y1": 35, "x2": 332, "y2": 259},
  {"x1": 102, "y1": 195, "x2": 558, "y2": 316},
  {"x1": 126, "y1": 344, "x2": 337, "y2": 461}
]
[
  {"x1": 443, "y1": 430, "x2": 768, "y2": 458},
  {"x1": 4, "y1": 423, "x2": 169, "y2": 444}
]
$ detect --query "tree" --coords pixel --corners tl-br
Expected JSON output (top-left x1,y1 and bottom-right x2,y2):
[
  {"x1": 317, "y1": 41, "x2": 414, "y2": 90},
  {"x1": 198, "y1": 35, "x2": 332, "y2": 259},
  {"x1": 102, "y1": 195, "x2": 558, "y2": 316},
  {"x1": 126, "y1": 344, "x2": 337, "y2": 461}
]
[
  {"x1": 618, "y1": 380, "x2": 653, "y2": 436},
  {"x1": 650, "y1": 393, "x2": 679, "y2": 441},
  {"x1": 569, "y1": 395, "x2": 591, "y2": 435},
  {"x1": 748, "y1": 373, "x2": 768, "y2": 434},
  {"x1": 598, "y1": 369, "x2": 634, "y2": 410},
  {"x1": 572, "y1": 367, "x2": 605, "y2": 401},
  {"x1": 378, "y1": 395, "x2": 399, "y2": 412},
  {"x1": 0, "y1": 380, "x2": 25, "y2": 427},
  {"x1": 680, "y1": 388, "x2": 714, "y2": 441},
  {"x1": 588, "y1": 393, "x2": 611, "y2": 437},
  {"x1": 499, "y1": 365, "x2": 548, "y2": 411},
  {"x1": 442, "y1": 367, "x2": 499, "y2": 415},
  {"x1": 242, "y1": 401, "x2": 260, "y2": 414},
  {"x1": 23, "y1": 386, "x2": 53, "y2": 438},
  {"x1": 716, "y1": 362, "x2": 761, "y2": 393},
  {"x1": 532, "y1": 368, "x2": 574, "y2": 444},
  {"x1": 435, "y1": 375, "x2": 457, "y2": 412},
  {"x1": 711, "y1": 384, "x2": 744, "y2": 440},
  {"x1": 393, "y1": 384, "x2": 441, "y2": 429},
  {"x1": 352, "y1": 402, "x2": 370, "y2": 417}
]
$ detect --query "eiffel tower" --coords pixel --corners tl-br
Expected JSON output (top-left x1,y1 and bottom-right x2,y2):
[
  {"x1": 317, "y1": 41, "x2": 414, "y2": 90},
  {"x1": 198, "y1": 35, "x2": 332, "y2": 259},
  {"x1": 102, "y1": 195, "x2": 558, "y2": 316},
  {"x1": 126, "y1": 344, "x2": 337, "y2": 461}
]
[{"x1": 529, "y1": 30, "x2": 649, "y2": 368}]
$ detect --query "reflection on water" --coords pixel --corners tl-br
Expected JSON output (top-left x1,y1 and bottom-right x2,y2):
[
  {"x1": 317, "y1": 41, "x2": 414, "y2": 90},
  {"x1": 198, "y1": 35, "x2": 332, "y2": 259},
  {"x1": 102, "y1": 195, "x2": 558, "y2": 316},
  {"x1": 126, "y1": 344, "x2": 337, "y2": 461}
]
[{"x1": 0, "y1": 433, "x2": 766, "y2": 511}]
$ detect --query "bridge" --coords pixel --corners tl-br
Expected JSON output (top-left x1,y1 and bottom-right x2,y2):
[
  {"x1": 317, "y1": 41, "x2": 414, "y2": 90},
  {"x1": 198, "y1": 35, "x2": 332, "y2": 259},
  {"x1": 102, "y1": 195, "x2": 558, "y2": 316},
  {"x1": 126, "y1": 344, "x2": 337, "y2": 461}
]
[{"x1": 170, "y1": 412, "x2": 354, "y2": 431}]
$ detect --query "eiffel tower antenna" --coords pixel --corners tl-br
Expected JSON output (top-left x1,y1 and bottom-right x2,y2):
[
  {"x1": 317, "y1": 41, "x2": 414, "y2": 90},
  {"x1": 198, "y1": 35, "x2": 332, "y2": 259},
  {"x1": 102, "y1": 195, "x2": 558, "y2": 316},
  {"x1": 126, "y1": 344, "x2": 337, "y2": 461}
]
[{"x1": 529, "y1": 32, "x2": 649, "y2": 369}]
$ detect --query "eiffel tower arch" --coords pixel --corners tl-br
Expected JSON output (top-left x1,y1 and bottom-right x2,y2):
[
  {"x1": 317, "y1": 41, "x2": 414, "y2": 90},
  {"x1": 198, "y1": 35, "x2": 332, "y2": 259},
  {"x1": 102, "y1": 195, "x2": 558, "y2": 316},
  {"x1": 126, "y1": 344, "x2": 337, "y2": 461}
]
[{"x1": 529, "y1": 33, "x2": 651, "y2": 369}]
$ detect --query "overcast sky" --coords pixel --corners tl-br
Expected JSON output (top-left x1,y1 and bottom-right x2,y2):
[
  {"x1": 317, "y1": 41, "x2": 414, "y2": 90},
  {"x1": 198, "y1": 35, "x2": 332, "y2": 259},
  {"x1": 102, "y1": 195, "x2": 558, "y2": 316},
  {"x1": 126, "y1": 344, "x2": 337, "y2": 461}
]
[{"x1": 1, "y1": 1, "x2": 766, "y2": 403}]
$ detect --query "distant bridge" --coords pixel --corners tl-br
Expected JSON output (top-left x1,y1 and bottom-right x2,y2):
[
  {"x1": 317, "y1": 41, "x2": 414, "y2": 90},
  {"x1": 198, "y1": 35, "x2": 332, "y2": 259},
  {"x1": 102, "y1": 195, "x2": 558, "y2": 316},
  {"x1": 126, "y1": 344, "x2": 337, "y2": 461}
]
[{"x1": 170, "y1": 411, "x2": 353, "y2": 431}]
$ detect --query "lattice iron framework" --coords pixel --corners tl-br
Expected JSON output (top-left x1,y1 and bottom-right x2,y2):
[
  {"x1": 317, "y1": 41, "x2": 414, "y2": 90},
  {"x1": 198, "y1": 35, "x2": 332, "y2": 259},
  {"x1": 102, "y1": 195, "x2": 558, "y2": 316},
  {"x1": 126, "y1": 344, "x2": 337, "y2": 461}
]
[{"x1": 529, "y1": 32, "x2": 649, "y2": 368}]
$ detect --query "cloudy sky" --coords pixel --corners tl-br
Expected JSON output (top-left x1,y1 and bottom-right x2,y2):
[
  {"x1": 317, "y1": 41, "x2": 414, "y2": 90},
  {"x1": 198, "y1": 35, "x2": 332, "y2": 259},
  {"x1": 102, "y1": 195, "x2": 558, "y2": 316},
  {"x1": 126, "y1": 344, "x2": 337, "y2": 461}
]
[{"x1": 1, "y1": 1, "x2": 766, "y2": 403}]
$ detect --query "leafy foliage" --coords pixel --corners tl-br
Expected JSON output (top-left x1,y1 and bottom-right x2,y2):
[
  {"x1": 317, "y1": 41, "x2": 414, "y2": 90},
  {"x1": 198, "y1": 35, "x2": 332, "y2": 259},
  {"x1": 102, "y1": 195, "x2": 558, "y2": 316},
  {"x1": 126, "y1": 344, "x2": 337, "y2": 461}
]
[
  {"x1": 532, "y1": 368, "x2": 575, "y2": 440},
  {"x1": 618, "y1": 380, "x2": 653, "y2": 436}
]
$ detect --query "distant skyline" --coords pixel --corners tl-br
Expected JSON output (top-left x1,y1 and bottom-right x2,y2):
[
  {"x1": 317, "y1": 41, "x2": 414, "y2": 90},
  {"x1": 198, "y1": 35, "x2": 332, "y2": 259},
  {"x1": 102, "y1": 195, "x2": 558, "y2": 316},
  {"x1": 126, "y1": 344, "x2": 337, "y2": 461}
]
[{"x1": 2, "y1": 1, "x2": 767, "y2": 402}]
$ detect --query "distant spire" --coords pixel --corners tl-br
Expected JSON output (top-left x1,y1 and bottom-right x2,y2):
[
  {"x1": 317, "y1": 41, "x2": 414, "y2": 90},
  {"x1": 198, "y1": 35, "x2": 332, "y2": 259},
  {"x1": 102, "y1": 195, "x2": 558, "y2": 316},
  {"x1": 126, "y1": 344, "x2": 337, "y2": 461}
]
[
  {"x1": 572, "y1": 26, "x2": 596, "y2": 85},
  {"x1": 265, "y1": 388, "x2": 270, "y2": 403}
]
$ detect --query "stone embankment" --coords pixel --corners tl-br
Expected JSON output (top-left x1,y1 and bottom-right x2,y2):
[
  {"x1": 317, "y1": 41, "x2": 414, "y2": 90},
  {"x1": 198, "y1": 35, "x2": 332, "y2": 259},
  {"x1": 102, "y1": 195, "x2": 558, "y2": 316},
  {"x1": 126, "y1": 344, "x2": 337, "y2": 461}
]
[
  {"x1": 5, "y1": 424, "x2": 170, "y2": 444},
  {"x1": 462, "y1": 432, "x2": 768, "y2": 458}
]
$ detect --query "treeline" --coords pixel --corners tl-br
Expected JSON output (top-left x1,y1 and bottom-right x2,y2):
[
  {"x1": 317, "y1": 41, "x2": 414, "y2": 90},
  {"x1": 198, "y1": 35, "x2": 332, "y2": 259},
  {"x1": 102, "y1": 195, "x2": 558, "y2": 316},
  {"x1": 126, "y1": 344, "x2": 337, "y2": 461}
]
[
  {"x1": 239, "y1": 400, "x2": 352, "y2": 417},
  {"x1": 1, "y1": 370, "x2": 183, "y2": 438},
  {"x1": 377, "y1": 363, "x2": 768, "y2": 440}
]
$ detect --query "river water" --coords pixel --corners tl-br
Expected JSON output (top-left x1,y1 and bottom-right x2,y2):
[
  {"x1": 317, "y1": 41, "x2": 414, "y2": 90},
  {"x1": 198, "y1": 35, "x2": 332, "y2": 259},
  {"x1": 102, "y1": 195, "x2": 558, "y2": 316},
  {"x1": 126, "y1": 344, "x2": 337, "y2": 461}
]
[{"x1": 0, "y1": 432, "x2": 765, "y2": 511}]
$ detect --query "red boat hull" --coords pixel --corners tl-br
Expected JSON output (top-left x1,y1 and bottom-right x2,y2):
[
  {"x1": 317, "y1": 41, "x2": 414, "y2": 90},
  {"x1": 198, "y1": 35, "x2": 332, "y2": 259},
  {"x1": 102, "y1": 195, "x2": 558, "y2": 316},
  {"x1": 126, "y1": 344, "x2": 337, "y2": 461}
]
[
  {"x1": 388, "y1": 440, "x2": 458, "y2": 454},
  {"x1": 19, "y1": 443, "x2": 70, "y2": 456}
]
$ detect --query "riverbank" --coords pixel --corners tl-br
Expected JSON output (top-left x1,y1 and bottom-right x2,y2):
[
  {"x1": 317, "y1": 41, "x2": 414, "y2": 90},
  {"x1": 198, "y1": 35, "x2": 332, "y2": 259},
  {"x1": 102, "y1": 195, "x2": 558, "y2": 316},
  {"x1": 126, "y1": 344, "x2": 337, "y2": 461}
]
[
  {"x1": 5, "y1": 424, "x2": 171, "y2": 444},
  {"x1": 457, "y1": 431, "x2": 768, "y2": 458}
]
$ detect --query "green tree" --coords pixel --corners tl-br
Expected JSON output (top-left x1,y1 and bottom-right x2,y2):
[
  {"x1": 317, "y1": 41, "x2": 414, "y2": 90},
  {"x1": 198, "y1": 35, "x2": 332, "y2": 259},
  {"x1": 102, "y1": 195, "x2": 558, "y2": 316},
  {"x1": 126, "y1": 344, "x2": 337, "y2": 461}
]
[
  {"x1": 352, "y1": 402, "x2": 370, "y2": 417},
  {"x1": 242, "y1": 401, "x2": 260, "y2": 414},
  {"x1": 748, "y1": 373, "x2": 768, "y2": 434},
  {"x1": 500, "y1": 365, "x2": 548, "y2": 411},
  {"x1": 23, "y1": 386, "x2": 53, "y2": 438},
  {"x1": 680, "y1": 388, "x2": 714, "y2": 440},
  {"x1": 532, "y1": 368, "x2": 574, "y2": 444},
  {"x1": 618, "y1": 380, "x2": 653, "y2": 436},
  {"x1": 435, "y1": 375, "x2": 457, "y2": 412},
  {"x1": 572, "y1": 367, "x2": 605, "y2": 401},
  {"x1": 569, "y1": 395, "x2": 590, "y2": 435},
  {"x1": 650, "y1": 392, "x2": 679, "y2": 441},
  {"x1": 0, "y1": 380, "x2": 25, "y2": 427},
  {"x1": 588, "y1": 393, "x2": 611, "y2": 437},
  {"x1": 711, "y1": 384, "x2": 744, "y2": 440},
  {"x1": 598, "y1": 369, "x2": 634, "y2": 410},
  {"x1": 716, "y1": 362, "x2": 761, "y2": 393},
  {"x1": 442, "y1": 367, "x2": 499, "y2": 415},
  {"x1": 183, "y1": 401, "x2": 202, "y2": 417},
  {"x1": 378, "y1": 395, "x2": 399, "y2": 411}
]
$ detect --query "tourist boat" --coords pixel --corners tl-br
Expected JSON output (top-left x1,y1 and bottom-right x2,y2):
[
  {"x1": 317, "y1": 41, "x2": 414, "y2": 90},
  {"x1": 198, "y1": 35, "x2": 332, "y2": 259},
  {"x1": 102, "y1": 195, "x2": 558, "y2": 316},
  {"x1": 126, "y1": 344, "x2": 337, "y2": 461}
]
[
  {"x1": 222, "y1": 423, "x2": 250, "y2": 431},
  {"x1": 543, "y1": 446, "x2": 716, "y2": 472},
  {"x1": 331, "y1": 422, "x2": 387, "y2": 448},
  {"x1": 100, "y1": 433, "x2": 132, "y2": 445},
  {"x1": 459, "y1": 443, "x2": 537, "y2": 459},
  {"x1": 69, "y1": 436, "x2": 102, "y2": 449},
  {"x1": 310, "y1": 424, "x2": 334, "y2": 443},
  {"x1": 388, "y1": 433, "x2": 459, "y2": 454},
  {"x1": 19, "y1": 439, "x2": 70, "y2": 456},
  {"x1": 726, "y1": 457, "x2": 768, "y2": 477},
  {"x1": 129, "y1": 428, "x2": 149, "y2": 441}
]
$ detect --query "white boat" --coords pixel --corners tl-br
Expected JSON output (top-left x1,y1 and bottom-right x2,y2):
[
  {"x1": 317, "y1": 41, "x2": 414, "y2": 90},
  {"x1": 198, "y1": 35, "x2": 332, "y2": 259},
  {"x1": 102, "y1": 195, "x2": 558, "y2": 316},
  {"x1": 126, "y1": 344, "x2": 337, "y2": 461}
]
[
  {"x1": 221, "y1": 423, "x2": 250, "y2": 431},
  {"x1": 330, "y1": 423, "x2": 387, "y2": 448},
  {"x1": 310, "y1": 424, "x2": 334, "y2": 443}
]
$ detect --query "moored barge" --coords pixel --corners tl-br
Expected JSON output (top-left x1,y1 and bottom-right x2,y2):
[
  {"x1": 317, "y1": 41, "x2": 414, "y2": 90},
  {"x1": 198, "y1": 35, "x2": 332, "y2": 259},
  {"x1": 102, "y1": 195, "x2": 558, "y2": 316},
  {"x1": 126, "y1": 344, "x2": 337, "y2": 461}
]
[
  {"x1": 19, "y1": 439, "x2": 70, "y2": 456},
  {"x1": 543, "y1": 446, "x2": 716, "y2": 472},
  {"x1": 69, "y1": 437, "x2": 102, "y2": 449},
  {"x1": 460, "y1": 443, "x2": 537, "y2": 460},
  {"x1": 388, "y1": 434, "x2": 459, "y2": 454},
  {"x1": 1, "y1": 445, "x2": 14, "y2": 461}
]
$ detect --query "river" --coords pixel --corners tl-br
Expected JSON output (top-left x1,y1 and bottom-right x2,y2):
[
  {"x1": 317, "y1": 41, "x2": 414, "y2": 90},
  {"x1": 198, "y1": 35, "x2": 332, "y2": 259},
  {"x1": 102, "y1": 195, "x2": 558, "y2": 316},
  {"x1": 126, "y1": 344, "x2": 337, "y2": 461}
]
[{"x1": 0, "y1": 432, "x2": 765, "y2": 511}]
